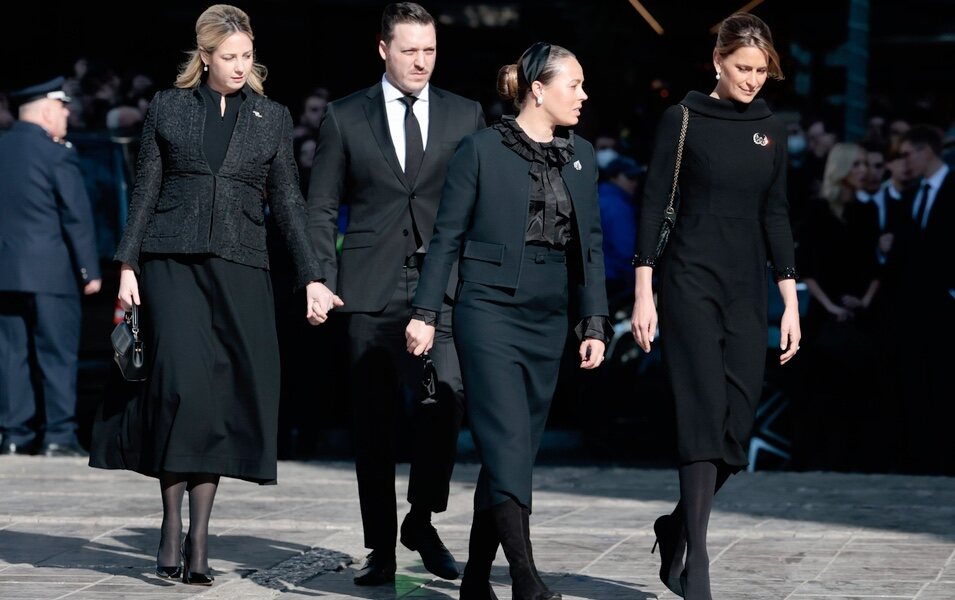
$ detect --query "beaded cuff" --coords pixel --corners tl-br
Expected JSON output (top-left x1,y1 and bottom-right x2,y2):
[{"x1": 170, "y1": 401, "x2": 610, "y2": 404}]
[
  {"x1": 631, "y1": 254, "x2": 657, "y2": 268},
  {"x1": 773, "y1": 266, "x2": 798, "y2": 282}
]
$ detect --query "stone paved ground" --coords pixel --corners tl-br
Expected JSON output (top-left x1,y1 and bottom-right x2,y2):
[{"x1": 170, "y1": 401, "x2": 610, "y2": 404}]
[{"x1": 1, "y1": 457, "x2": 953, "y2": 599}]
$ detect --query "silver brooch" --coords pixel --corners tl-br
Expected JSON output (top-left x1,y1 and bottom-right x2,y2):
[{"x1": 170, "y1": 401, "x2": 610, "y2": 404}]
[
  {"x1": 573, "y1": 160, "x2": 582, "y2": 170},
  {"x1": 753, "y1": 133, "x2": 769, "y2": 146},
  {"x1": 252, "y1": 110, "x2": 263, "y2": 118}
]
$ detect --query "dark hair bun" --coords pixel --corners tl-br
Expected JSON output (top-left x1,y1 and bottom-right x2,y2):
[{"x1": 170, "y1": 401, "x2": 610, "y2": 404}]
[{"x1": 496, "y1": 64, "x2": 519, "y2": 101}]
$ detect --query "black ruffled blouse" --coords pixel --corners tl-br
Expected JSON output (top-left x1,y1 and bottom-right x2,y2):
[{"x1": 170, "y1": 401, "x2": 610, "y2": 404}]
[{"x1": 494, "y1": 115, "x2": 576, "y2": 247}]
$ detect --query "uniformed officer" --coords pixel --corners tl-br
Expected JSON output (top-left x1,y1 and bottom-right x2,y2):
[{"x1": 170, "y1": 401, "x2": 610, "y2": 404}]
[{"x1": 0, "y1": 77, "x2": 102, "y2": 456}]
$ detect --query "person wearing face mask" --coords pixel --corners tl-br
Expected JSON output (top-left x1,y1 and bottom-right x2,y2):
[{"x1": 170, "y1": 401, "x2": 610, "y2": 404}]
[
  {"x1": 631, "y1": 13, "x2": 800, "y2": 599},
  {"x1": 405, "y1": 42, "x2": 610, "y2": 600},
  {"x1": 89, "y1": 5, "x2": 327, "y2": 586}
]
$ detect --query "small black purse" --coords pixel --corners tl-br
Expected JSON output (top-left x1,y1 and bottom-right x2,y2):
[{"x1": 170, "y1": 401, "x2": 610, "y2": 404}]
[
  {"x1": 111, "y1": 304, "x2": 147, "y2": 382},
  {"x1": 653, "y1": 104, "x2": 690, "y2": 259}
]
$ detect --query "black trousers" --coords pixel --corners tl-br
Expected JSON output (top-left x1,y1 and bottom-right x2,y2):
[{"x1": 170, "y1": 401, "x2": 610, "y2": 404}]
[
  {"x1": 0, "y1": 291, "x2": 81, "y2": 447},
  {"x1": 346, "y1": 265, "x2": 464, "y2": 551}
]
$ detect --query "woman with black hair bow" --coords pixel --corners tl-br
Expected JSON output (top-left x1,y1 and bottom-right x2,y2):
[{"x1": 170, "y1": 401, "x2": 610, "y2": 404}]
[{"x1": 406, "y1": 42, "x2": 611, "y2": 600}]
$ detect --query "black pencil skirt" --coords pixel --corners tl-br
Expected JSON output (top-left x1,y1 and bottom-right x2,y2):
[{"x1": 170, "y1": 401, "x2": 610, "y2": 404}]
[
  {"x1": 90, "y1": 254, "x2": 281, "y2": 484},
  {"x1": 453, "y1": 246, "x2": 570, "y2": 512}
]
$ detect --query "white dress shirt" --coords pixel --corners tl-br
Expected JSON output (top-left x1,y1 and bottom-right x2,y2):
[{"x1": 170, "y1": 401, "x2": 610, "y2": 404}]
[
  {"x1": 381, "y1": 74, "x2": 429, "y2": 171},
  {"x1": 912, "y1": 163, "x2": 949, "y2": 229}
]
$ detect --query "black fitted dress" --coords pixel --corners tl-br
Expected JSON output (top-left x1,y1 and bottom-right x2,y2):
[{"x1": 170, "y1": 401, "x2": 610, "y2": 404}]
[
  {"x1": 635, "y1": 91, "x2": 797, "y2": 469},
  {"x1": 92, "y1": 85, "x2": 292, "y2": 484}
]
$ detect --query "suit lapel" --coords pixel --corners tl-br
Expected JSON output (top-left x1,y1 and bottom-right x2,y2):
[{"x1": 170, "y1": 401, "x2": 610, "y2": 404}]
[
  {"x1": 561, "y1": 147, "x2": 589, "y2": 215},
  {"x1": 417, "y1": 87, "x2": 449, "y2": 186},
  {"x1": 363, "y1": 85, "x2": 410, "y2": 191}
]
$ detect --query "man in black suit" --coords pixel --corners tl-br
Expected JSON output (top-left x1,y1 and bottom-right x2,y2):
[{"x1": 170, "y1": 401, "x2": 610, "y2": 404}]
[
  {"x1": 306, "y1": 2, "x2": 485, "y2": 585},
  {"x1": 0, "y1": 77, "x2": 101, "y2": 456},
  {"x1": 895, "y1": 125, "x2": 954, "y2": 474}
]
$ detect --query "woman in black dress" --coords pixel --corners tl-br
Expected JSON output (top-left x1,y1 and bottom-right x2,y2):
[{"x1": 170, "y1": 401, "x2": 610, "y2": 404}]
[
  {"x1": 405, "y1": 43, "x2": 611, "y2": 600},
  {"x1": 631, "y1": 14, "x2": 801, "y2": 599},
  {"x1": 90, "y1": 4, "x2": 335, "y2": 585}
]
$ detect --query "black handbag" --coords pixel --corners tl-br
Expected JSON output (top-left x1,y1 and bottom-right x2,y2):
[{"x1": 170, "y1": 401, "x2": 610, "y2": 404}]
[
  {"x1": 111, "y1": 304, "x2": 147, "y2": 382},
  {"x1": 653, "y1": 104, "x2": 690, "y2": 259}
]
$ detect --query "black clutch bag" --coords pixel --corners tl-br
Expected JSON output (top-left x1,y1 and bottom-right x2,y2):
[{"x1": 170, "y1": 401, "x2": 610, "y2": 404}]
[{"x1": 111, "y1": 304, "x2": 147, "y2": 382}]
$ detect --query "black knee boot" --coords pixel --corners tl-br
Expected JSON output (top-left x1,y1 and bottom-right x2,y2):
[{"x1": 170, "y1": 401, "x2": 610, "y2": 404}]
[
  {"x1": 460, "y1": 509, "x2": 499, "y2": 599},
  {"x1": 490, "y1": 499, "x2": 560, "y2": 600}
]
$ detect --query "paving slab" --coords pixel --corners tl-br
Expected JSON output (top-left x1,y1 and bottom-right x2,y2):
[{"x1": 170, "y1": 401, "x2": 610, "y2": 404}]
[{"x1": 1, "y1": 457, "x2": 953, "y2": 599}]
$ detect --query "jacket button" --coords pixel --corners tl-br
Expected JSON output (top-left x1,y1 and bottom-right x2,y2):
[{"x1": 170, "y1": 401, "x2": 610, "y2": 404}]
[
  {"x1": 409, "y1": 194, "x2": 416, "y2": 200},
  {"x1": 402, "y1": 229, "x2": 409, "y2": 237}
]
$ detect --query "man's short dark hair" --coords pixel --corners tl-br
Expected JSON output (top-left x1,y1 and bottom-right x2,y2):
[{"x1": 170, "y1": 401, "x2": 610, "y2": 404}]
[
  {"x1": 859, "y1": 140, "x2": 887, "y2": 157},
  {"x1": 902, "y1": 124, "x2": 944, "y2": 157},
  {"x1": 381, "y1": 2, "x2": 435, "y2": 43}
]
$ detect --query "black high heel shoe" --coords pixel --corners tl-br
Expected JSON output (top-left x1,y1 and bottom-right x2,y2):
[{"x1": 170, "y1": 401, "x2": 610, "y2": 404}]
[
  {"x1": 181, "y1": 536, "x2": 214, "y2": 586},
  {"x1": 155, "y1": 534, "x2": 182, "y2": 580},
  {"x1": 651, "y1": 515, "x2": 685, "y2": 597}
]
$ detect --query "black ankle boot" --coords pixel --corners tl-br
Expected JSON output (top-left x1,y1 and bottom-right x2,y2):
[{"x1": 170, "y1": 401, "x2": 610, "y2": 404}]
[
  {"x1": 460, "y1": 509, "x2": 499, "y2": 599},
  {"x1": 490, "y1": 499, "x2": 560, "y2": 600}
]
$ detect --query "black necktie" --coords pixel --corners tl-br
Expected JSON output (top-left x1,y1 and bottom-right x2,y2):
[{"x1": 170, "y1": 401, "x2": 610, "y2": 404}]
[
  {"x1": 913, "y1": 182, "x2": 931, "y2": 229},
  {"x1": 400, "y1": 95, "x2": 423, "y2": 185}
]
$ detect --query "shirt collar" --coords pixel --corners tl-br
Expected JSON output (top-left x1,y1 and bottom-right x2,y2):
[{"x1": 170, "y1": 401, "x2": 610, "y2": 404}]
[
  {"x1": 855, "y1": 189, "x2": 874, "y2": 203},
  {"x1": 381, "y1": 74, "x2": 429, "y2": 104},
  {"x1": 923, "y1": 163, "x2": 949, "y2": 191}
]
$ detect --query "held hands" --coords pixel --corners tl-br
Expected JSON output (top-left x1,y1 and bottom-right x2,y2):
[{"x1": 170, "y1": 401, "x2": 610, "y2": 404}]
[
  {"x1": 117, "y1": 264, "x2": 140, "y2": 311},
  {"x1": 630, "y1": 293, "x2": 658, "y2": 353},
  {"x1": 84, "y1": 279, "x2": 102, "y2": 295},
  {"x1": 779, "y1": 306, "x2": 802, "y2": 365},
  {"x1": 405, "y1": 318, "x2": 435, "y2": 356},
  {"x1": 306, "y1": 281, "x2": 344, "y2": 326},
  {"x1": 579, "y1": 339, "x2": 606, "y2": 369}
]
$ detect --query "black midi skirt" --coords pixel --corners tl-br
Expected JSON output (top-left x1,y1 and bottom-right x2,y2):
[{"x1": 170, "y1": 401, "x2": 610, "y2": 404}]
[
  {"x1": 90, "y1": 255, "x2": 281, "y2": 484},
  {"x1": 453, "y1": 246, "x2": 570, "y2": 512}
]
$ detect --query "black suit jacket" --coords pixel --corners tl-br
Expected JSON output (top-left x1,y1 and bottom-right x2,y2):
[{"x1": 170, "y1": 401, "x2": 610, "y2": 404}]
[
  {"x1": 896, "y1": 171, "x2": 955, "y2": 315},
  {"x1": 0, "y1": 121, "x2": 100, "y2": 295},
  {"x1": 413, "y1": 126, "x2": 609, "y2": 320},
  {"x1": 114, "y1": 86, "x2": 321, "y2": 288},
  {"x1": 306, "y1": 82, "x2": 485, "y2": 313}
]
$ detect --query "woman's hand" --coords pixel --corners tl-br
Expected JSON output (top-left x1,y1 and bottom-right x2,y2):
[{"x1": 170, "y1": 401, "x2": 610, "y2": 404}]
[
  {"x1": 405, "y1": 318, "x2": 436, "y2": 356},
  {"x1": 579, "y1": 339, "x2": 606, "y2": 369},
  {"x1": 779, "y1": 305, "x2": 802, "y2": 365},
  {"x1": 631, "y1": 293, "x2": 657, "y2": 353},
  {"x1": 117, "y1": 264, "x2": 140, "y2": 311},
  {"x1": 306, "y1": 281, "x2": 344, "y2": 326}
]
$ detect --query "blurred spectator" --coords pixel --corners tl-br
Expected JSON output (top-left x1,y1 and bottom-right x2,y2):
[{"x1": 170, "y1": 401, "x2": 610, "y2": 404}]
[
  {"x1": 794, "y1": 143, "x2": 882, "y2": 472},
  {"x1": 887, "y1": 118, "x2": 910, "y2": 152},
  {"x1": 0, "y1": 94, "x2": 13, "y2": 130},
  {"x1": 594, "y1": 134, "x2": 619, "y2": 172},
  {"x1": 598, "y1": 156, "x2": 642, "y2": 299},
  {"x1": 293, "y1": 86, "x2": 329, "y2": 146},
  {"x1": 893, "y1": 125, "x2": 955, "y2": 474}
]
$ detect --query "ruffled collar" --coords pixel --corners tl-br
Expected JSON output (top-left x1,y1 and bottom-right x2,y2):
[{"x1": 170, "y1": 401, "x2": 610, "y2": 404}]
[
  {"x1": 493, "y1": 115, "x2": 575, "y2": 167},
  {"x1": 681, "y1": 90, "x2": 772, "y2": 121}
]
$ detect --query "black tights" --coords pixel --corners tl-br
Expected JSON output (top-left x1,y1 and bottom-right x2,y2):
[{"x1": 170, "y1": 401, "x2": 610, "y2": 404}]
[
  {"x1": 670, "y1": 461, "x2": 733, "y2": 600},
  {"x1": 158, "y1": 472, "x2": 220, "y2": 572}
]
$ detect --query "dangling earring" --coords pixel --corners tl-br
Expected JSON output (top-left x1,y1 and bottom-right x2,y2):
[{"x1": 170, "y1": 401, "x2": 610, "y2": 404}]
[
  {"x1": 203, "y1": 64, "x2": 208, "y2": 72},
  {"x1": 715, "y1": 72, "x2": 721, "y2": 81},
  {"x1": 535, "y1": 95, "x2": 543, "y2": 106}
]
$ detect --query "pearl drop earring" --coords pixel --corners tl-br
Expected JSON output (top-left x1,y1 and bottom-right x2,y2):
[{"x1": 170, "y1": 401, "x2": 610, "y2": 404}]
[
  {"x1": 536, "y1": 95, "x2": 543, "y2": 106},
  {"x1": 715, "y1": 72, "x2": 721, "y2": 81}
]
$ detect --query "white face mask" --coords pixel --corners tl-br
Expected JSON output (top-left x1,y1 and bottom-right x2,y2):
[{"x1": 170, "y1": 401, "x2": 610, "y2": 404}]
[
  {"x1": 787, "y1": 134, "x2": 807, "y2": 156},
  {"x1": 596, "y1": 148, "x2": 619, "y2": 170}
]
